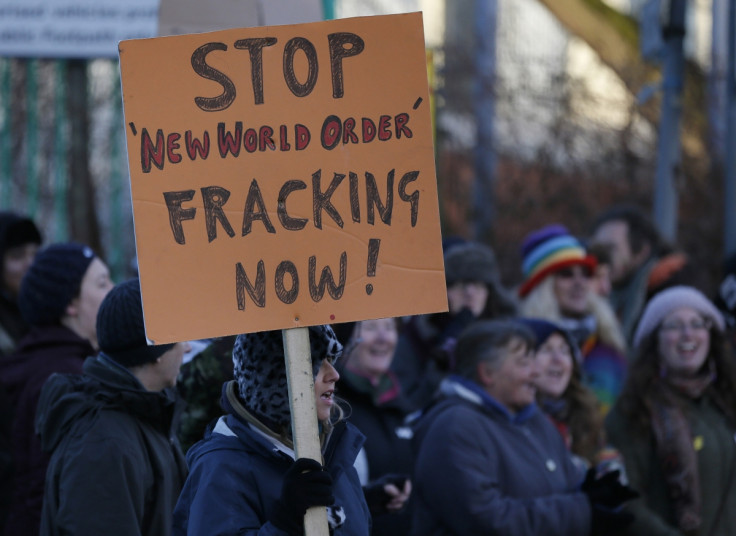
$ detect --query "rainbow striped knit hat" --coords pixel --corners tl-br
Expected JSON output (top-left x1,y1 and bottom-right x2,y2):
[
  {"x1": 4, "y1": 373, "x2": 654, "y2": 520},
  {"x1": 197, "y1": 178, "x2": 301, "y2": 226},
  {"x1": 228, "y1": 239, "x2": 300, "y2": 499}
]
[{"x1": 519, "y1": 224, "x2": 597, "y2": 297}]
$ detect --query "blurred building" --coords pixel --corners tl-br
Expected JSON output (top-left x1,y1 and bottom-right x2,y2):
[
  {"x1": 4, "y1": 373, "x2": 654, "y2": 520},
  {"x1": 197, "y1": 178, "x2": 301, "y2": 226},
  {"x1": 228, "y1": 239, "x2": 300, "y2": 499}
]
[{"x1": 0, "y1": 0, "x2": 724, "y2": 290}]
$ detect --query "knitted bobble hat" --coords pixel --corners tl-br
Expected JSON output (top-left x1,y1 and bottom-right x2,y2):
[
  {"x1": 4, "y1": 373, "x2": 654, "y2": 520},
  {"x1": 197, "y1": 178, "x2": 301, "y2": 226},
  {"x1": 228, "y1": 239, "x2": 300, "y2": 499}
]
[
  {"x1": 19, "y1": 242, "x2": 95, "y2": 326},
  {"x1": 96, "y1": 278, "x2": 174, "y2": 367},
  {"x1": 519, "y1": 224, "x2": 597, "y2": 297},
  {"x1": 444, "y1": 241, "x2": 501, "y2": 287},
  {"x1": 232, "y1": 325, "x2": 342, "y2": 431},
  {"x1": 633, "y1": 285, "x2": 725, "y2": 348}
]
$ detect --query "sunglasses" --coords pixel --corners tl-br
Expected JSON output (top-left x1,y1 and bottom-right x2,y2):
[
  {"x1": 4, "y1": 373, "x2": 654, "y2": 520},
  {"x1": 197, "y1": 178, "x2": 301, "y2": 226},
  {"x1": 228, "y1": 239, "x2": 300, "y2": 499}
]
[{"x1": 555, "y1": 266, "x2": 593, "y2": 279}]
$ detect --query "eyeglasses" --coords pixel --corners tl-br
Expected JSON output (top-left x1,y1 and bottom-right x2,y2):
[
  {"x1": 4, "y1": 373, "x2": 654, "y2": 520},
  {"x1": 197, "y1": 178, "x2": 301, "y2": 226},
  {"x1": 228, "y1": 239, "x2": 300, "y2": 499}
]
[{"x1": 659, "y1": 318, "x2": 712, "y2": 334}]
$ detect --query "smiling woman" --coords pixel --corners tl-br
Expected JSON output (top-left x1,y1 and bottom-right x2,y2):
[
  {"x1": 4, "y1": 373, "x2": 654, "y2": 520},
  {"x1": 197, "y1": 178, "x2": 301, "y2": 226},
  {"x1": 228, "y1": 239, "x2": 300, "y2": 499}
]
[
  {"x1": 336, "y1": 318, "x2": 414, "y2": 536},
  {"x1": 517, "y1": 317, "x2": 607, "y2": 468},
  {"x1": 606, "y1": 286, "x2": 736, "y2": 536},
  {"x1": 518, "y1": 223, "x2": 628, "y2": 414}
]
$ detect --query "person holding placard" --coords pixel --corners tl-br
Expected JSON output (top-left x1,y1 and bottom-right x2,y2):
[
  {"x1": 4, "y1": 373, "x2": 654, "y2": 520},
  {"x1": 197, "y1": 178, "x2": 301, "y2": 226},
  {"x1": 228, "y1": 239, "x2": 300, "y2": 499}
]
[{"x1": 172, "y1": 326, "x2": 371, "y2": 536}]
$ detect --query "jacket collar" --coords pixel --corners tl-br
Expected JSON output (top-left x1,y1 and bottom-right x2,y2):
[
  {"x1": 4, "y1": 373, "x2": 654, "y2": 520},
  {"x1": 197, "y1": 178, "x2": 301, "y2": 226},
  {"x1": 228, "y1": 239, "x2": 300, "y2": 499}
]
[
  {"x1": 441, "y1": 375, "x2": 538, "y2": 424},
  {"x1": 38, "y1": 355, "x2": 182, "y2": 454},
  {"x1": 214, "y1": 381, "x2": 365, "y2": 477},
  {"x1": 84, "y1": 354, "x2": 182, "y2": 432}
]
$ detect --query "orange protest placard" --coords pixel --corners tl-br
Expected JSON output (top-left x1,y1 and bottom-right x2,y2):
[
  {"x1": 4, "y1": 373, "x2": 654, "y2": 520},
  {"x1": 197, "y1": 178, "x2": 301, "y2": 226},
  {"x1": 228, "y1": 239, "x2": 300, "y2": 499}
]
[{"x1": 119, "y1": 12, "x2": 447, "y2": 343}]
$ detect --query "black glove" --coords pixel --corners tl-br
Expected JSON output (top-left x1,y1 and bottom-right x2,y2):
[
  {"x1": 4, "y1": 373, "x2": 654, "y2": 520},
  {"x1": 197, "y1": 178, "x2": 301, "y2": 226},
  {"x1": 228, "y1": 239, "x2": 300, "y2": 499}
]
[
  {"x1": 582, "y1": 468, "x2": 639, "y2": 536},
  {"x1": 589, "y1": 503, "x2": 636, "y2": 535},
  {"x1": 581, "y1": 468, "x2": 639, "y2": 509},
  {"x1": 363, "y1": 474, "x2": 409, "y2": 516},
  {"x1": 271, "y1": 458, "x2": 334, "y2": 535}
]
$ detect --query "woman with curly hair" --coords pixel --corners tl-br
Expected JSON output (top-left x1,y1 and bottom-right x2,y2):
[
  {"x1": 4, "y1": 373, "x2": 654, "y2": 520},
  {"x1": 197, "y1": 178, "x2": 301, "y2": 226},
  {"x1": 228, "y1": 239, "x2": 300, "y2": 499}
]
[
  {"x1": 518, "y1": 317, "x2": 609, "y2": 469},
  {"x1": 606, "y1": 286, "x2": 736, "y2": 536}
]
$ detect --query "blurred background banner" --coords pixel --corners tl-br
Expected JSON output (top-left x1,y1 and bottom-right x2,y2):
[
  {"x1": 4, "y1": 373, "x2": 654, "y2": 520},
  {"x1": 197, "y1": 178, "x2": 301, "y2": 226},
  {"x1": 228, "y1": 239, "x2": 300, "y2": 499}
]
[
  {"x1": 0, "y1": 0, "x2": 159, "y2": 58},
  {"x1": 158, "y1": 0, "x2": 323, "y2": 36}
]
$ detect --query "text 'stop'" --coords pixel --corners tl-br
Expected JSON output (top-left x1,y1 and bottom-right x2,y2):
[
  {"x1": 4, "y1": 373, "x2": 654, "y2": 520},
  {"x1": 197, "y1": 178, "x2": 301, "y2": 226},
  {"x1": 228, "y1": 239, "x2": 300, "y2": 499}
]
[{"x1": 119, "y1": 12, "x2": 447, "y2": 343}]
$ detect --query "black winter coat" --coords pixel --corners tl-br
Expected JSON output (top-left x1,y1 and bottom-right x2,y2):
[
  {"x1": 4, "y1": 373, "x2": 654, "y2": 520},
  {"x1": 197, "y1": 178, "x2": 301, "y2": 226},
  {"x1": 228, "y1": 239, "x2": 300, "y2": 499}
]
[
  {"x1": 36, "y1": 354, "x2": 187, "y2": 536},
  {"x1": 0, "y1": 291, "x2": 27, "y2": 358},
  {"x1": 0, "y1": 325, "x2": 95, "y2": 536},
  {"x1": 338, "y1": 369, "x2": 414, "y2": 536}
]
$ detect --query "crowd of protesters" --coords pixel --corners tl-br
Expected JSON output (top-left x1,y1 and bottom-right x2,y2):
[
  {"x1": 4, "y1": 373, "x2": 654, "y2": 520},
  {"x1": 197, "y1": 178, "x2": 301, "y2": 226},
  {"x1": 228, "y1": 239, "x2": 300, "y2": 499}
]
[{"x1": 1, "y1": 203, "x2": 735, "y2": 536}]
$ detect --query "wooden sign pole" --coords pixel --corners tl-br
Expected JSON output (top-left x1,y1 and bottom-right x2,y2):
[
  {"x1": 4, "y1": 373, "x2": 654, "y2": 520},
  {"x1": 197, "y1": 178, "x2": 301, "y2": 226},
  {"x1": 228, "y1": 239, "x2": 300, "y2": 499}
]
[{"x1": 282, "y1": 327, "x2": 329, "y2": 536}]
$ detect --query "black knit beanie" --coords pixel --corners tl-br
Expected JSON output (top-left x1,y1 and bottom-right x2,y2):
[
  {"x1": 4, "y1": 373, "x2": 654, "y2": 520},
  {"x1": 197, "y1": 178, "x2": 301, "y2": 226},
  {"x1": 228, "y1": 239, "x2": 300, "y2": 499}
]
[
  {"x1": 96, "y1": 278, "x2": 174, "y2": 367},
  {"x1": 232, "y1": 325, "x2": 342, "y2": 431},
  {"x1": 515, "y1": 317, "x2": 583, "y2": 365},
  {"x1": 0, "y1": 211, "x2": 42, "y2": 259},
  {"x1": 19, "y1": 242, "x2": 95, "y2": 326}
]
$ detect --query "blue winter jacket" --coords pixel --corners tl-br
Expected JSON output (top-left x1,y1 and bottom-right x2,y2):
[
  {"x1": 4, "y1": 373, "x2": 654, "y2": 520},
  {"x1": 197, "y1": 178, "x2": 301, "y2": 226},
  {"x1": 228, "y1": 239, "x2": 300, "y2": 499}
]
[
  {"x1": 410, "y1": 377, "x2": 592, "y2": 536},
  {"x1": 173, "y1": 384, "x2": 371, "y2": 536}
]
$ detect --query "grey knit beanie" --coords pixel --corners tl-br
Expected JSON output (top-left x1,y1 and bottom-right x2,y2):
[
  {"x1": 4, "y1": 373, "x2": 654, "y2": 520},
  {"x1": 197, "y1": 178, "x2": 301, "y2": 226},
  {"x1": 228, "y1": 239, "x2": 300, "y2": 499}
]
[
  {"x1": 444, "y1": 241, "x2": 501, "y2": 287},
  {"x1": 633, "y1": 286, "x2": 725, "y2": 348},
  {"x1": 232, "y1": 325, "x2": 342, "y2": 430}
]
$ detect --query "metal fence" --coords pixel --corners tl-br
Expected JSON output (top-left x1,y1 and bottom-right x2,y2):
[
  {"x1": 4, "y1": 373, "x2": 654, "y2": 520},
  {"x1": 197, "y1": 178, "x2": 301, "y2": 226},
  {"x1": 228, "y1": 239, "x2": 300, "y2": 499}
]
[{"x1": 0, "y1": 57, "x2": 135, "y2": 282}]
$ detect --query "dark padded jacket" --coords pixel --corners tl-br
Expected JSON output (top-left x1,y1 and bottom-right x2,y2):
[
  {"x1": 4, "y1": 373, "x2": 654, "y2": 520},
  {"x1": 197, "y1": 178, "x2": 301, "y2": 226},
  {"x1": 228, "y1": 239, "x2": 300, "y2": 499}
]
[
  {"x1": 173, "y1": 382, "x2": 371, "y2": 536},
  {"x1": 410, "y1": 377, "x2": 591, "y2": 536},
  {"x1": 338, "y1": 369, "x2": 414, "y2": 536},
  {"x1": 36, "y1": 354, "x2": 187, "y2": 536}
]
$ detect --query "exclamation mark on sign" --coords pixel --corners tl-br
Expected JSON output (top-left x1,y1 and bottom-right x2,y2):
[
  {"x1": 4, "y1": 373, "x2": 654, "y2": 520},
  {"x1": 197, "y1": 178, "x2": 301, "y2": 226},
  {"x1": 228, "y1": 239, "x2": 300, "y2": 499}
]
[{"x1": 366, "y1": 238, "x2": 381, "y2": 295}]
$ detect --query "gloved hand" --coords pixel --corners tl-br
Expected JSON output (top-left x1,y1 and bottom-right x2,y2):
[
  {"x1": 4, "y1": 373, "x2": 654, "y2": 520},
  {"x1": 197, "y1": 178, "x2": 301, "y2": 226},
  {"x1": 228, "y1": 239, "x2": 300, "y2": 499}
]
[
  {"x1": 582, "y1": 468, "x2": 639, "y2": 535},
  {"x1": 589, "y1": 503, "x2": 636, "y2": 535},
  {"x1": 581, "y1": 468, "x2": 639, "y2": 509},
  {"x1": 271, "y1": 458, "x2": 334, "y2": 535},
  {"x1": 363, "y1": 474, "x2": 411, "y2": 515}
]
